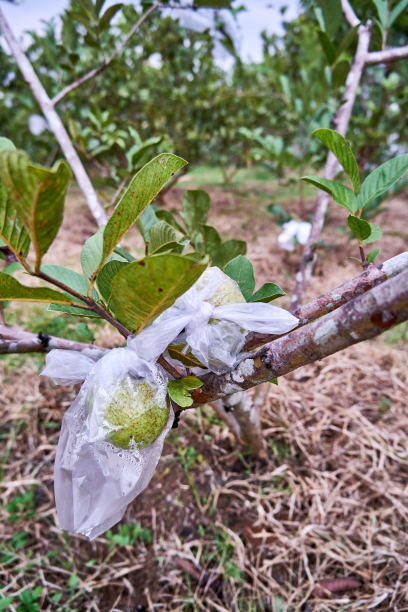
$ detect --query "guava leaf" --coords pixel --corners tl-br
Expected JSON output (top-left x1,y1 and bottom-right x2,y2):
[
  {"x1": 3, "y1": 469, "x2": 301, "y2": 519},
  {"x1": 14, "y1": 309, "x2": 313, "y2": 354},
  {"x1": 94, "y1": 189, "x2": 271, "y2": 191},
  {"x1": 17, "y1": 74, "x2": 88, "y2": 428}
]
[
  {"x1": 0, "y1": 272, "x2": 71, "y2": 303},
  {"x1": 312, "y1": 129, "x2": 360, "y2": 194},
  {"x1": 95, "y1": 154, "x2": 187, "y2": 280},
  {"x1": 111, "y1": 253, "x2": 206, "y2": 333},
  {"x1": 48, "y1": 303, "x2": 102, "y2": 317},
  {"x1": 301, "y1": 176, "x2": 357, "y2": 212},
  {"x1": 363, "y1": 223, "x2": 382, "y2": 245},
  {"x1": 96, "y1": 259, "x2": 129, "y2": 303},
  {"x1": 356, "y1": 155, "x2": 408, "y2": 210},
  {"x1": 0, "y1": 178, "x2": 30, "y2": 263},
  {"x1": 211, "y1": 239, "x2": 247, "y2": 269},
  {"x1": 41, "y1": 264, "x2": 98, "y2": 302},
  {"x1": 148, "y1": 221, "x2": 178, "y2": 254},
  {"x1": 167, "y1": 376, "x2": 203, "y2": 408},
  {"x1": 180, "y1": 190, "x2": 210, "y2": 235},
  {"x1": 366, "y1": 247, "x2": 380, "y2": 263},
  {"x1": 347, "y1": 215, "x2": 371, "y2": 241},
  {"x1": 167, "y1": 344, "x2": 205, "y2": 368},
  {"x1": 224, "y1": 255, "x2": 255, "y2": 301},
  {"x1": 0, "y1": 149, "x2": 71, "y2": 270},
  {"x1": 250, "y1": 283, "x2": 285, "y2": 302}
]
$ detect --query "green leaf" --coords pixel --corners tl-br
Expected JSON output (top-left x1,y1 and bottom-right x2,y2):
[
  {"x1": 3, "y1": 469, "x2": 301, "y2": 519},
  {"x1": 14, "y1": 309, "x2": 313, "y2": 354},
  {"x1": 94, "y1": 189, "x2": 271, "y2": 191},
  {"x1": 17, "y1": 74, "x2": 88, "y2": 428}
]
[
  {"x1": 41, "y1": 264, "x2": 97, "y2": 302},
  {"x1": 2, "y1": 262, "x2": 21, "y2": 275},
  {"x1": 0, "y1": 149, "x2": 71, "y2": 270},
  {"x1": 96, "y1": 154, "x2": 187, "y2": 280},
  {"x1": 113, "y1": 247, "x2": 135, "y2": 262},
  {"x1": 99, "y1": 3, "x2": 123, "y2": 32},
  {"x1": 250, "y1": 283, "x2": 286, "y2": 303},
  {"x1": 155, "y1": 209, "x2": 186, "y2": 235},
  {"x1": 148, "y1": 221, "x2": 178, "y2": 254},
  {"x1": 332, "y1": 60, "x2": 350, "y2": 88},
  {"x1": 224, "y1": 255, "x2": 255, "y2": 301},
  {"x1": 167, "y1": 344, "x2": 205, "y2": 368},
  {"x1": 0, "y1": 272, "x2": 71, "y2": 303},
  {"x1": 201, "y1": 224, "x2": 222, "y2": 255},
  {"x1": 366, "y1": 247, "x2": 380, "y2": 263},
  {"x1": 279, "y1": 74, "x2": 291, "y2": 101},
  {"x1": 268, "y1": 378, "x2": 278, "y2": 385},
  {"x1": 312, "y1": 129, "x2": 360, "y2": 194},
  {"x1": 0, "y1": 178, "x2": 30, "y2": 262},
  {"x1": 0, "y1": 137, "x2": 16, "y2": 151},
  {"x1": 110, "y1": 254, "x2": 206, "y2": 333},
  {"x1": 318, "y1": 0, "x2": 342, "y2": 37},
  {"x1": 81, "y1": 226, "x2": 105, "y2": 280},
  {"x1": 301, "y1": 176, "x2": 357, "y2": 212},
  {"x1": 372, "y1": 0, "x2": 388, "y2": 26},
  {"x1": 211, "y1": 239, "x2": 247, "y2": 269},
  {"x1": 180, "y1": 190, "x2": 210, "y2": 235},
  {"x1": 363, "y1": 222, "x2": 382, "y2": 244},
  {"x1": 0, "y1": 598, "x2": 13, "y2": 611},
  {"x1": 347, "y1": 215, "x2": 371, "y2": 242},
  {"x1": 195, "y1": 0, "x2": 232, "y2": 7},
  {"x1": 317, "y1": 30, "x2": 336, "y2": 65},
  {"x1": 167, "y1": 376, "x2": 203, "y2": 408},
  {"x1": 136, "y1": 204, "x2": 159, "y2": 242},
  {"x1": 48, "y1": 304, "x2": 101, "y2": 317},
  {"x1": 389, "y1": 0, "x2": 408, "y2": 27},
  {"x1": 356, "y1": 155, "x2": 408, "y2": 210},
  {"x1": 96, "y1": 259, "x2": 129, "y2": 303}
]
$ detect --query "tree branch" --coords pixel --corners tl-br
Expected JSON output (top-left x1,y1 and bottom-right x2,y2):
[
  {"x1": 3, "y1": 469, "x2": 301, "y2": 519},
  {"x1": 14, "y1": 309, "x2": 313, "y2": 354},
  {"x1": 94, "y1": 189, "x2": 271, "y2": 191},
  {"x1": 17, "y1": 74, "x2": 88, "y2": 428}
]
[
  {"x1": 0, "y1": 8, "x2": 107, "y2": 227},
  {"x1": 366, "y1": 45, "x2": 408, "y2": 64},
  {"x1": 190, "y1": 266, "x2": 408, "y2": 406},
  {"x1": 51, "y1": 2, "x2": 159, "y2": 106},
  {"x1": 341, "y1": 0, "x2": 360, "y2": 27},
  {"x1": 0, "y1": 324, "x2": 107, "y2": 357}
]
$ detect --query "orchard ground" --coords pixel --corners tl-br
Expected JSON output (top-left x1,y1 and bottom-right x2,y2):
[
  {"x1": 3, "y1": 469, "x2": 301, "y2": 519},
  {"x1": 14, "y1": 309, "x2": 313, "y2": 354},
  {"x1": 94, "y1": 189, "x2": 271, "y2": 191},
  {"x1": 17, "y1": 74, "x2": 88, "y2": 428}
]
[{"x1": 1, "y1": 167, "x2": 408, "y2": 611}]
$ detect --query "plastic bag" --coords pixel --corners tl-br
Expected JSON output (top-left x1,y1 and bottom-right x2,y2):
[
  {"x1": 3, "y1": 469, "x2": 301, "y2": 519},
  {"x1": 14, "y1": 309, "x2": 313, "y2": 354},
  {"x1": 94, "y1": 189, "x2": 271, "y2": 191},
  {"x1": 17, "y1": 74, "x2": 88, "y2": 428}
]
[
  {"x1": 42, "y1": 265, "x2": 298, "y2": 539},
  {"x1": 133, "y1": 267, "x2": 299, "y2": 373},
  {"x1": 42, "y1": 338, "x2": 173, "y2": 540},
  {"x1": 278, "y1": 220, "x2": 311, "y2": 251}
]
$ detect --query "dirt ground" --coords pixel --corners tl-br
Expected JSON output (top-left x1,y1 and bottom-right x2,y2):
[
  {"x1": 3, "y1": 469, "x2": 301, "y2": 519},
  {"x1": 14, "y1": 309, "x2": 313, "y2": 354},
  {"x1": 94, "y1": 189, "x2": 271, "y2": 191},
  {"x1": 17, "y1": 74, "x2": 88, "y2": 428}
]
[{"x1": 1, "y1": 176, "x2": 408, "y2": 611}]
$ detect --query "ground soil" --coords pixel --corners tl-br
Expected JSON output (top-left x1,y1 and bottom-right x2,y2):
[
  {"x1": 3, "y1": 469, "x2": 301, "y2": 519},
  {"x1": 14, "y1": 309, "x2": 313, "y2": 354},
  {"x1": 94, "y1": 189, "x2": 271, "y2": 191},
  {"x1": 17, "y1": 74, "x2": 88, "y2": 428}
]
[{"x1": 1, "y1": 178, "x2": 407, "y2": 611}]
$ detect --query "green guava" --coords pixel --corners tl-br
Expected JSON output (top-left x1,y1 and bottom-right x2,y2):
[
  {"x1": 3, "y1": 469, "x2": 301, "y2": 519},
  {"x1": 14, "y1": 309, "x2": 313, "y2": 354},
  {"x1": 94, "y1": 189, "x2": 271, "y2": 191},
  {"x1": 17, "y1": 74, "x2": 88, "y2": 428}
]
[
  {"x1": 102, "y1": 378, "x2": 169, "y2": 450},
  {"x1": 195, "y1": 267, "x2": 245, "y2": 308}
]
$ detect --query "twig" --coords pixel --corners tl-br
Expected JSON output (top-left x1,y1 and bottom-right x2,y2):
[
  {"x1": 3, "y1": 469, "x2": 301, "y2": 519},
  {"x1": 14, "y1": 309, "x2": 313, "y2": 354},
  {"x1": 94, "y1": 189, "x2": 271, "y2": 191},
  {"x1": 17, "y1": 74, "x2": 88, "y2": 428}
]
[
  {"x1": 366, "y1": 45, "x2": 408, "y2": 64},
  {"x1": 51, "y1": 3, "x2": 159, "y2": 106},
  {"x1": 341, "y1": 0, "x2": 360, "y2": 27}
]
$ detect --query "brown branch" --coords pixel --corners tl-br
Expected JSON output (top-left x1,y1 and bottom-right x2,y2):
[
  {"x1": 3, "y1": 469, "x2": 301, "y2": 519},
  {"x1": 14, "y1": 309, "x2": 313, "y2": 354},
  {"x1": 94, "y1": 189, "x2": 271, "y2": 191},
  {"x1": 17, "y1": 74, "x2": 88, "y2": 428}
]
[
  {"x1": 0, "y1": 324, "x2": 107, "y2": 357},
  {"x1": 51, "y1": 3, "x2": 159, "y2": 106},
  {"x1": 190, "y1": 267, "x2": 408, "y2": 406},
  {"x1": 366, "y1": 45, "x2": 408, "y2": 64}
]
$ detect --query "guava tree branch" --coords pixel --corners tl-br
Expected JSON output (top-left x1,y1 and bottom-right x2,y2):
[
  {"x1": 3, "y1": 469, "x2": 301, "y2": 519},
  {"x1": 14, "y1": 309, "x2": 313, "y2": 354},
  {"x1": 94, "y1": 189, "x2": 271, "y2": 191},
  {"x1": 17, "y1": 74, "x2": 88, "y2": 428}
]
[
  {"x1": 366, "y1": 45, "x2": 408, "y2": 64},
  {"x1": 0, "y1": 8, "x2": 107, "y2": 227},
  {"x1": 341, "y1": 0, "x2": 359, "y2": 27},
  {"x1": 191, "y1": 266, "x2": 408, "y2": 406},
  {"x1": 0, "y1": 324, "x2": 107, "y2": 357},
  {"x1": 51, "y1": 2, "x2": 159, "y2": 106}
]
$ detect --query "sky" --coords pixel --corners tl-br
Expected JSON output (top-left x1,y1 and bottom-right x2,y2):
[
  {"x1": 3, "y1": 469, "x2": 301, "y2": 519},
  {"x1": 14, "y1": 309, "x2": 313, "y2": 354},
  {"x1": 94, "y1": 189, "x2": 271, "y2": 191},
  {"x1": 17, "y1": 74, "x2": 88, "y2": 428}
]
[{"x1": 1, "y1": 0, "x2": 301, "y2": 64}]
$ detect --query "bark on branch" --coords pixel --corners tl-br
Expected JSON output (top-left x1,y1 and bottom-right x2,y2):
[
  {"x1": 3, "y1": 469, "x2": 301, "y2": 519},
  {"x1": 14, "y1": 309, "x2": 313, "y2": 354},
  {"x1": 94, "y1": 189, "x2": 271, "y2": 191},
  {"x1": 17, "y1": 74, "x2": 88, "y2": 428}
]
[{"x1": 366, "y1": 45, "x2": 408, "y2": 64}]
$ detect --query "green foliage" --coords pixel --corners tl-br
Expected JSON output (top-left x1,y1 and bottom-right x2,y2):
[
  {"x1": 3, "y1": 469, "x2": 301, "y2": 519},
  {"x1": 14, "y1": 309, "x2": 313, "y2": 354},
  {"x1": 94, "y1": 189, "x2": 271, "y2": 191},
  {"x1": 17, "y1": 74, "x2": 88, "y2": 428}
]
[
  {"x1": 303, "y1": 130, "x2": 408, "y2": 263},
  {"x1": 110, "y1": 254, "x2": 206, "y2": 332},
  {"x1": 0, "y1": 149, "x2": 71, "y2": 270},
  {"x1": 106, "y1": 522, "x2": 153, "y2": 547},
  {"x1": 224, "y1": 256, "x2": 285, "y2": 302},
  {"x1": 167, "y1": 376, "x2": 203, "y2": 407},
  {"x1": 0, "y1": 272, "x2": 71, "y2": 304}
]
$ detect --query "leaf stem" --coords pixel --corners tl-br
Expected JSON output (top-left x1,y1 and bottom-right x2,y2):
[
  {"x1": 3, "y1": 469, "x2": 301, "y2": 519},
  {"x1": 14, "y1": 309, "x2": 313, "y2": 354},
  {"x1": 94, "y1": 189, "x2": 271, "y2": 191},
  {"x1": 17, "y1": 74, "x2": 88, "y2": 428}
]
[{"x1": 359, "y1": 245, "x2": 368, "y2": 268}]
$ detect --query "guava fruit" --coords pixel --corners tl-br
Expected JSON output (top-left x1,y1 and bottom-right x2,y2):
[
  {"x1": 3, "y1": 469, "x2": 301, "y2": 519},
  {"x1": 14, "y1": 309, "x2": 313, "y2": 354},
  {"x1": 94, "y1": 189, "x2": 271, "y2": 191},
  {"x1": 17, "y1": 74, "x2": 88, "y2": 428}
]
[
  {"x1": 195, "y1": 267, "x2": 245, "y2": 307},
  {"x1": 101, "y1": 378, "x2": 170, "y2": 450}
]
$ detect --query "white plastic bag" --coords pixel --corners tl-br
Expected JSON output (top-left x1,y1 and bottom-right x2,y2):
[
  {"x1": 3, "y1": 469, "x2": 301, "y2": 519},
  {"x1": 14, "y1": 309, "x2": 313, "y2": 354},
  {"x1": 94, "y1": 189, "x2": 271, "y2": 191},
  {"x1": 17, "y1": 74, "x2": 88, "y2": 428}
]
[
  {"x1": 42, "y1": 338, "x2": 173, "y2": 540},
  {"x1": 42, "y1": 265, "x2": 298, "y2": 539},
  {"x1": 278, "y1": 220, "x2": 311, "y2": 251},
  {"x1": 134, "y1": 267, "x2": 299, "y2": 373}
]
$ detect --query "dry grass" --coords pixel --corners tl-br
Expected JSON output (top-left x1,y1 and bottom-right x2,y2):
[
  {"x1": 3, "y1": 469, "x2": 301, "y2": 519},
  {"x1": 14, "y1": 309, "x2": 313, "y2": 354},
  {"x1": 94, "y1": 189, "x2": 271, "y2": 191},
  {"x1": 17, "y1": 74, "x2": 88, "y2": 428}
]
[{"x1": 1, "y1": 180, "x2": 408, "y2": 610}]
